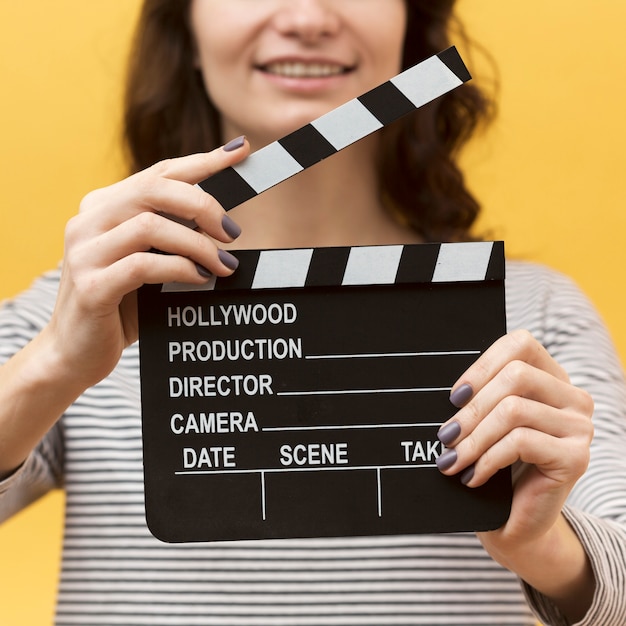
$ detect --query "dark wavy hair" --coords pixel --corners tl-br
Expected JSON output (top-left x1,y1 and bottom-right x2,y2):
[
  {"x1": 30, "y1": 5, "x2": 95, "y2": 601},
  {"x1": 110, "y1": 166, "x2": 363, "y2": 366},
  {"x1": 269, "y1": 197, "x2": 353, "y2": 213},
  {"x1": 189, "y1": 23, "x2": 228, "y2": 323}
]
[{"x1": 123, "y1": 0, "x2": 494, "y2": 242}]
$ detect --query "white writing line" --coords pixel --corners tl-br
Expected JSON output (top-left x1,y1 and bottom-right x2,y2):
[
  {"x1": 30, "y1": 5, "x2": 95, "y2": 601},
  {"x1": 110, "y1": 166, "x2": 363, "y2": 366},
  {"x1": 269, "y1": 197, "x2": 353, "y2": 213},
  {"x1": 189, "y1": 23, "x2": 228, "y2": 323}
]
[
  {"x1": 305, "y1": 350, "x2": 480, "y2": 360},
  {"x1": 277, "y1": 387, "x2": 450, "y2": 397},
  {"x1": 260, "y1": 471, "x2": 266, "y2": 521},
  {"x1": 263, "y1": 422, "x2": 442, "y2": 433},
  {"x1": 175, "y1": 463, "x2": 437, "y2": 476}
]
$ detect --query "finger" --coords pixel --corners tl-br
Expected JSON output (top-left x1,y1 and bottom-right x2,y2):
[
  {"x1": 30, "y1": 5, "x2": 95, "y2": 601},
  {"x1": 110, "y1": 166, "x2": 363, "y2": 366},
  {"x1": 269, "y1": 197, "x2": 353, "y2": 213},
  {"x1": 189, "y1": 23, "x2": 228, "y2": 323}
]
[
  {"x1": 77, "y1": 176, "x2": 241, "y2": 243},
  {"x1": 456, "y1": 425, "x2": 591, "y2": 489},
  {"x1": 454, "y1": 397, "x2": 592, "y2": 470},
  {"x1": 82, "y1": 212, "x2": 225, "y2": 272},
  {"x1": 450, "y1": 330, "x2": 570, "y2": 409},
  {"x1": 83, "y1": 250, "x2": 238, "y2": 309},
  {"x1": 133, "y1": 178, "x2": 242, "y2": 242},
  {"x1": 149, "y1": 137, "x2": 250, "y2": 184},
  {"x1": 436, "y1": 392, "x2": 593, "y2": 482},
  {"x1": 75, "y1": 138, "x2": 249, "y2": 234},
  {"x1": 443, "y1": 361, "x2": 593, "y2": 444},
  {"x1": 437, "y1": 399, "x2": 561, "y2": 477}
]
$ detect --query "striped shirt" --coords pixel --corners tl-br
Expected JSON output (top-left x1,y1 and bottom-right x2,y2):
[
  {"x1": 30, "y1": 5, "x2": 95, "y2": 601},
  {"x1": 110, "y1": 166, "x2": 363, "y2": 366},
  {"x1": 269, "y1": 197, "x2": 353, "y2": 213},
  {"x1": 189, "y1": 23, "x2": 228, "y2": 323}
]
[{"x1": 1, "y1": 261, "x2": 625, "y2": 626}]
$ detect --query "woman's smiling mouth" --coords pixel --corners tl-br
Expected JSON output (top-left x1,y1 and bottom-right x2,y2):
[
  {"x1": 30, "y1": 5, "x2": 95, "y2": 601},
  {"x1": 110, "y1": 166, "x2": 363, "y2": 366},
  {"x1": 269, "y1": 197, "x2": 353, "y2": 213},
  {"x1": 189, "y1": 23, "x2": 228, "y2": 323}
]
[{"x1": 259, "y1": 61, "x2": 354, "y2": 79}]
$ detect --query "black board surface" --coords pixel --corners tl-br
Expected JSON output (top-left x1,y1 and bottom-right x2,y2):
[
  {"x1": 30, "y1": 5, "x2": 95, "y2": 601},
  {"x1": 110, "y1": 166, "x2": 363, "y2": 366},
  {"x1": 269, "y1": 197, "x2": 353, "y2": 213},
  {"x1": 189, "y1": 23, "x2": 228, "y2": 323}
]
[{"x1": 138, "y1": 241, "x2": 511, "y2": 542}]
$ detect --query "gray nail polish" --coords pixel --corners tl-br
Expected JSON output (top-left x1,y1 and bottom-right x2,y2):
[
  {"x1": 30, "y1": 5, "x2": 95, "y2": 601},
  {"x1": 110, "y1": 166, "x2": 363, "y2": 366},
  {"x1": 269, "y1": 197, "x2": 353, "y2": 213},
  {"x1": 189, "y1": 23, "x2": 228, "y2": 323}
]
[
  {"x1": 222, "y1": 214, "x2": 242, "y2": 239},
  {"x1": 218, "y1": 249, "x2": 239, "y2": 270},
  {"x1": 450, "y1": 383, "x2": 473, "y2": 408},
  {"x1": 438, "y1": 421, "x2": 461, "y2": 446},
  {"x1": 460, "y1": 464, "x2": 475, "y2": 486},
  {"x1": 195, "y1": 263, "x2": 212, "y2": 279},
  {"x1": 223, "y1": 135, "x2": 246, "y2": 152},
  {"x1": 436, "y1": 449, "x2": 457, "y2": 472}
]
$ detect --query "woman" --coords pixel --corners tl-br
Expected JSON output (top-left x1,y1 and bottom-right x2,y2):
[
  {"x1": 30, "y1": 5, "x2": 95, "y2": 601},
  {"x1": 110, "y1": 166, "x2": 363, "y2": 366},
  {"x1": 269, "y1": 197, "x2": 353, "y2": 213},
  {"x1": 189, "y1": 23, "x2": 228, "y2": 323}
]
[{"x1": 1, "y1": 1, "x2": 625, "y2": 624}]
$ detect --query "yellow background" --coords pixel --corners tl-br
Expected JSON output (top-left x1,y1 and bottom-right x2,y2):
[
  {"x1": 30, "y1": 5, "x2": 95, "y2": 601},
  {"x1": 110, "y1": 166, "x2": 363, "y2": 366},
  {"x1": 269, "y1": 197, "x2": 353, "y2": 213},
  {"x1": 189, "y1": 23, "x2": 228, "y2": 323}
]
[{"x1": 1, "y1": 1, "x2": 625, "y2": 623}]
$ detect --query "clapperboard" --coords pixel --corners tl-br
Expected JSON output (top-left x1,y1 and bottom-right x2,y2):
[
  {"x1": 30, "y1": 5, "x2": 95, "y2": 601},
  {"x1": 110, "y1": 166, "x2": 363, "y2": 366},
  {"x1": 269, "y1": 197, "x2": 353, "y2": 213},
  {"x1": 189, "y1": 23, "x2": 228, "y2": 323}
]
[{"x1": 138, "y1": 47, "x2": 513, "y2": 543}]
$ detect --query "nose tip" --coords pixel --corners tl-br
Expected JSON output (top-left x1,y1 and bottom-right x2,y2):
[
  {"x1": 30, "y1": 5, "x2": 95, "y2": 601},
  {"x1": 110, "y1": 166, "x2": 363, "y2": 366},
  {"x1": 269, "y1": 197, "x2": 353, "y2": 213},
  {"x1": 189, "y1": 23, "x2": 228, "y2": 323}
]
[{"x1": 273, "y1": 0, "x2": 341, "y2": 43}]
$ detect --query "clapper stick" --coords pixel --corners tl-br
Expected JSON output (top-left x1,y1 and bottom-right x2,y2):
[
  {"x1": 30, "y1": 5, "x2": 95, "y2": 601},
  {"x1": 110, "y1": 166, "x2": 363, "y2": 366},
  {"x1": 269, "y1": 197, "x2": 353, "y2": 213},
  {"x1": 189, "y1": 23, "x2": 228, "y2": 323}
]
[{"x1": 198, "y1": 46, "x2": 471, "y2": 211}]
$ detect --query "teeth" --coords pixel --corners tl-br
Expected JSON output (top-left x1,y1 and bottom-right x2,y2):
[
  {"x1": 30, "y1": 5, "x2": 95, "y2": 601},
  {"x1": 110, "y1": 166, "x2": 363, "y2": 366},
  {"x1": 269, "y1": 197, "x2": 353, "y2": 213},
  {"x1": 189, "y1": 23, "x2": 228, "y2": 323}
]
[{"x1": 264, "y1": 62, "x2": 346, "y2": 78}]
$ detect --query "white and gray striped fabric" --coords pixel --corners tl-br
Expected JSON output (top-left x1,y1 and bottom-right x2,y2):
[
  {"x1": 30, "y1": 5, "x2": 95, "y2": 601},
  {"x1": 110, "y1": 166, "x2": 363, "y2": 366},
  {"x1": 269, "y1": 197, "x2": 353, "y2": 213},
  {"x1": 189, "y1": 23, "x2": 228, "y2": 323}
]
[{"x1": 2, "y1": 260, "x2": 626, "y2": 625}]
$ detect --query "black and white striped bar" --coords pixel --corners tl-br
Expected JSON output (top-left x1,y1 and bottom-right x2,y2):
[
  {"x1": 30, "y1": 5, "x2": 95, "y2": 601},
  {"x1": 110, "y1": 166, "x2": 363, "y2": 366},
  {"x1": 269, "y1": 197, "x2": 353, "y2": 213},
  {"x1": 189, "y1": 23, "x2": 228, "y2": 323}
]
[
  {"x1": 162, "y1": 241, "x2": 504, "y2": 293},
  {"x1": 197, "y1": 46, "x2": 471, "y2": 211}
]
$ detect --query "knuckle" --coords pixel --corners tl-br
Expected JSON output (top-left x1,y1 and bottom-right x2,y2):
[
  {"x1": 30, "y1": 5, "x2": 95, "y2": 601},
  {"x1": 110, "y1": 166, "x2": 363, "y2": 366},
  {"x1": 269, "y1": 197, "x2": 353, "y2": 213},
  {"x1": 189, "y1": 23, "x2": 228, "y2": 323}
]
[
  {"x1": 474, "y1": 444, "x2": 499, "y2": 477},
  {"x1": 508, "y1": 329, "x2": 543, "y2": 360},
  {"x1": 64, "y1": 214, "x2": 83, "y2": 245},
  {"x1": 134, "y1": 171, "x2": 160, "y2": 200},
  {"x1": 506, "y1": 425, "x2": 529, "y2": 452},
  {"x1": 577, "y1": 388, "x2": 595, "y2": 416},
  {"x1": 132, "y1": 210, "x2": 160, "y2": 237},
  {"x1": 498, "y1": 394, "x2": 526, "y2": 422},
  {"x1": 570, "y1": 444, "x2": 591, "y2": 477},
  {"x1": 501, "y1": 359, "x2": 529, "y2": 388},
  {"x1": 509, "y1": 328, "x2": 535, "y2": 349},
  {"x1": 151, "y1": 158, "x2": 174, "y2": 177},
  {"x1": 123, "y1": 253, "x2": 147, "y2": 283},
  {"x1": 471, "y1": 355, "x2": 493, "y2": 383},
  {"x1": 464, "y1": 433, "x2": 483, "y2": 460},
  {"x1": 194, "y1": 188, "x2": 217, "y2": 218},
  {"x1": 78, "y1": 187, "x2": 106, "y2": 214},
  {"x1": 576, "y1": 407, "x2": 595, "y2": 444},
  {"x1": 190, "y1": 228, "x2": 212, "y2": 252},
  {"x1": 66, "y1": 259, "x2": 100, "y2": 300},
  {"x1": 490, "y1": 397, "x2": 524, "y2": 439},
  {"x1": 462, "y1": 399, "x2": 482, "y2": 428},
  {"x1": 192, "y1": 188, "x2": 223, "y2": 224}
]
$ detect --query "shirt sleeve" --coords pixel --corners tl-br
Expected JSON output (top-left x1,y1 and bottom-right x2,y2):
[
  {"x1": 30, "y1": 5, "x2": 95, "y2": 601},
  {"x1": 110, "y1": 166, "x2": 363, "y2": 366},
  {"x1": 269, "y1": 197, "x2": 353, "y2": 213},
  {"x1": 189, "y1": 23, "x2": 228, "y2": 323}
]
[
  {"x1": 522, "y1": 507, "x2": 626, "y2": 626},
  {"x1": 0, "y1": 423, "x2": 64, "y2": 523},
  {"x1": 0, "y1": 270, "x2": 65, "y2": 522},
  {"x1": 508, "y1": 265, "x2": 626, "y2": 625}
]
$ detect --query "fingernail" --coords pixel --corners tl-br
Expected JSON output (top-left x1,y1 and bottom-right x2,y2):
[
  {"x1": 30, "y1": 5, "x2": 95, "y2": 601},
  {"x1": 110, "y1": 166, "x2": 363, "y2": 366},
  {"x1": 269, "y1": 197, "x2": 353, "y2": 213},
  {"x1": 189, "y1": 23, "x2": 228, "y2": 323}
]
[
  {"x1": 223, "y1": 135, "x2": 246, "y2": 152},
  {"x1": 436, "y1": 449, "x2": 457, "y2": 472},
  {"x1": 460, "y1": 464, "x2": 475, "y2": 486},
  {"x1": 218, "y1": 249, "x2": 239, "y2": 270},
  {"x1": 450, "y1": 383, "x2": 473, "y2": 408},
  {"x1": 222, "y1": 214, "x2": 242, "y2": 239},
  {"x1": 195, "y1": 263, "x2": 212, "y2": 279},
  {"x1": 438, "y1": 421, "x2": 461, "y2": 446}
]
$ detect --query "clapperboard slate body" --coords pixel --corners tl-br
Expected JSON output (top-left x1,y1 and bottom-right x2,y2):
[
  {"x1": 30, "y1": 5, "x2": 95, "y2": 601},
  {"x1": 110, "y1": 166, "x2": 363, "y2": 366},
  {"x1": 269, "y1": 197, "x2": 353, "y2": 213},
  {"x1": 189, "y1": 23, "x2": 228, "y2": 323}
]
[
  {"x1": 138, "y1": 47, "x2": 512, "y2": 542},
  {"x1": 138, "y1": 241, "x2": 511, "y2": 543}
]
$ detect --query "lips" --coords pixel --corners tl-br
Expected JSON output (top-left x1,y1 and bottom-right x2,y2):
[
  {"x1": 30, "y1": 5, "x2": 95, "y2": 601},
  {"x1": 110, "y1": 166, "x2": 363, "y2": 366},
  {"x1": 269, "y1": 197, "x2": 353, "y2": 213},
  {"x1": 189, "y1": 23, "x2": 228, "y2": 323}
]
[{"x1": 259, "y1": 61, "x2": 353, "y2": 79}]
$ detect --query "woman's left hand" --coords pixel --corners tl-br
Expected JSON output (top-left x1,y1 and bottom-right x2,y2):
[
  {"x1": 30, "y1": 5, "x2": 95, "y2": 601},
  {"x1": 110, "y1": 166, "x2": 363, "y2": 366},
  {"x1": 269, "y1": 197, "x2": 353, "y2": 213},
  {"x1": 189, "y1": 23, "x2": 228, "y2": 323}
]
[{"x1": 436, "y1": 328, "x2": 594, "y2": 561}]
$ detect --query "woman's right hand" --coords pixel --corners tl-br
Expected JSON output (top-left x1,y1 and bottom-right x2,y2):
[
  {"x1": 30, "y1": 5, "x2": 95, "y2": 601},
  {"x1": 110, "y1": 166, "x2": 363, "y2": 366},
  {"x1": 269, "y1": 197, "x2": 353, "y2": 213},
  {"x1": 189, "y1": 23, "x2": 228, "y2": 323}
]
[{"x1": 48, "y1": 138, "x2": 249, "y2": 390}]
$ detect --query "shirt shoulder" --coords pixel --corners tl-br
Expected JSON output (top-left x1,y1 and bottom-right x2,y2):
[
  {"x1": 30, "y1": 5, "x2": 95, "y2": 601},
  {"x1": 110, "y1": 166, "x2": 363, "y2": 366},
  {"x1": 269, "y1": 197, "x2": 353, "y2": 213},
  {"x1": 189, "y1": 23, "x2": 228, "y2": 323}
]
[{"x1": 0, "y1": 268, "x2": 61, "y2": 361}]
